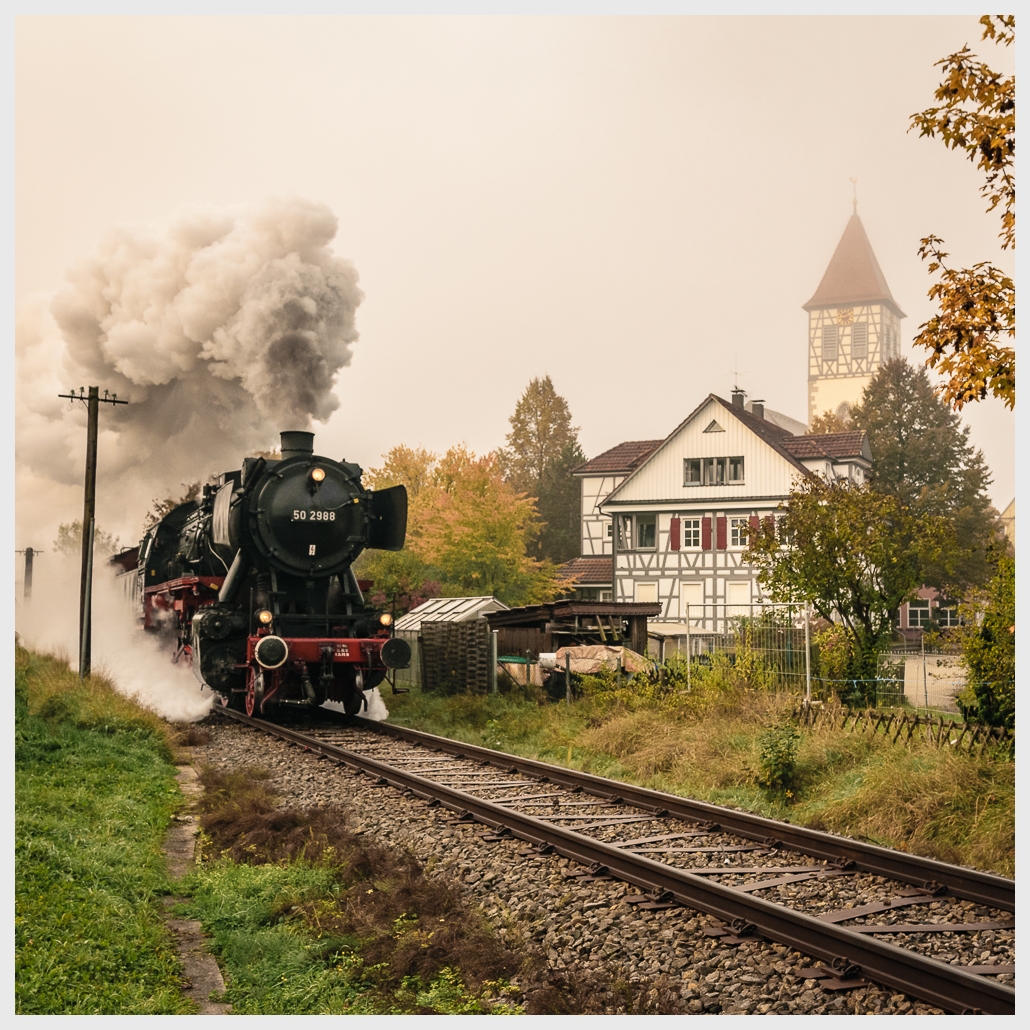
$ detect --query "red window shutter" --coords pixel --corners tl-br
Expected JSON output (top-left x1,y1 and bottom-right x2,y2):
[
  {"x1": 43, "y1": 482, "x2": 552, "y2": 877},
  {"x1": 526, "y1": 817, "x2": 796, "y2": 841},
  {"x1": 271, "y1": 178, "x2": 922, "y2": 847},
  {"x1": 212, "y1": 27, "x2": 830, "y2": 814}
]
[
  {"x1": 701, "y1": 516, "x2": 712, "y2": 551},
  {"x1": 748, "y1": 515, "x2": 760, "y2": 539},
  {"x1": 716, "y1": 516, "x2": 727, "y2": 550},
  {"x1": 670, "y1": 516, "x2": 681, "y2": 551}
]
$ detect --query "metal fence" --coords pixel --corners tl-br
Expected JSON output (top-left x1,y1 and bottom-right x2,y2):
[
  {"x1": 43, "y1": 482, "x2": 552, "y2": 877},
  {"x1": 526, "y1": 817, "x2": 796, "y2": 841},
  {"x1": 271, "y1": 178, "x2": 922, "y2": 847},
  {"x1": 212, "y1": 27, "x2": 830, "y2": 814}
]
[
  {"x1": 665, "y1": 603, "x2": 811, "y2": 695},
  {"x1": 657, "y1": 603, "x2": 970, "y2": 713}
]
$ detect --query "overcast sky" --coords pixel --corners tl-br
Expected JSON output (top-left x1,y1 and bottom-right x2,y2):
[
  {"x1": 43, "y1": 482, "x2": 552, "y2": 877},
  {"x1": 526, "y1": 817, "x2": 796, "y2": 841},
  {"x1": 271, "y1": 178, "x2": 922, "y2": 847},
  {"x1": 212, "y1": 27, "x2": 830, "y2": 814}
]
[{"x1": 15, "y1": 14, "x2": 1015, "y2": 547}]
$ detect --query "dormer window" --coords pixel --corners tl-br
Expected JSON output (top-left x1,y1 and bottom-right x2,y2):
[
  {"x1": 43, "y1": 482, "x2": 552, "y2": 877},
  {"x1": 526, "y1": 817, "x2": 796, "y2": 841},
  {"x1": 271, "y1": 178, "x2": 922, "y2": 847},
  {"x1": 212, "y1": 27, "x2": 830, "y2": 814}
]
[{"x1": 684, "y1": 456, "x2": 745, "y2": 486}]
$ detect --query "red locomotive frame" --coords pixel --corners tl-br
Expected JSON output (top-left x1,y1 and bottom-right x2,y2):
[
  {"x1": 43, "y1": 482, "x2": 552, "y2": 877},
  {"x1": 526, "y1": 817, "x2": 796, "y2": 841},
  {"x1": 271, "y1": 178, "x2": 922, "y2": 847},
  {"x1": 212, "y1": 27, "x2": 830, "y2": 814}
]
[{"x1": 144, "y1": 573, "x2": 393, "y2": 716}]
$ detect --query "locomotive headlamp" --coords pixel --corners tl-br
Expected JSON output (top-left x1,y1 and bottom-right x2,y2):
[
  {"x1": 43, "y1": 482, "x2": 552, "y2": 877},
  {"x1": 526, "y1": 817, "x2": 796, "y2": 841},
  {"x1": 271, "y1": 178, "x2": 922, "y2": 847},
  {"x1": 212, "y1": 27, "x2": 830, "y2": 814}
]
[
  {"x1": 310, "y1": 467, "x2": 326, "y2": 483},
  {"x1": 379, "y1": 612, "x2": 393, "y2": 627},
  {"x1": 257, "y1": 609, "x2": 273, "y2": 625}
]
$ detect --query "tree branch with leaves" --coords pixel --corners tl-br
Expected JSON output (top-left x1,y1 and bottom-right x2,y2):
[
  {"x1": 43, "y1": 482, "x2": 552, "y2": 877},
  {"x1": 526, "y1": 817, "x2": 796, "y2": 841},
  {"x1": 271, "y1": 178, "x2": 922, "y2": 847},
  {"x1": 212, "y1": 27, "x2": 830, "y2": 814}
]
[{"x1": 909, "y1": 14, "x2": 1015, "y2": 409}]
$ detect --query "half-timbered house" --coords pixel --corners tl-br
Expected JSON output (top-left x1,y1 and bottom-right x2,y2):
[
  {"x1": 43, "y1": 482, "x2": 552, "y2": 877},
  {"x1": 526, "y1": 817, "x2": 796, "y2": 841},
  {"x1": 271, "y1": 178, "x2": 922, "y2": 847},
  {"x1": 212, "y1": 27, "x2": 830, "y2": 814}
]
[{"x1": 563, "y1": 389, "x2": 870, "y2": 620}]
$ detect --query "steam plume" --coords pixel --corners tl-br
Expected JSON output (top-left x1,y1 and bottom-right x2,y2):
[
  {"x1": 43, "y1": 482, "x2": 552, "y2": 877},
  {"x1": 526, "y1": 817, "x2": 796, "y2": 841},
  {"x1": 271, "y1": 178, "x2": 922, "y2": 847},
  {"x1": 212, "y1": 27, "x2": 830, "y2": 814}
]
[{"x1": 16, "y1": 198, "x2": 362, "y2": 542}]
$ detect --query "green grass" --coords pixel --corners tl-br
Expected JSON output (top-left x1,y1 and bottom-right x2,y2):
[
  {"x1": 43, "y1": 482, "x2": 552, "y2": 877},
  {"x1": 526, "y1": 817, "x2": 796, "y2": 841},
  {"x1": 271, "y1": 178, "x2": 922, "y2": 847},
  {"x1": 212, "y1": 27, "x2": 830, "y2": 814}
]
[
  {"x1": 176, "y1": 766, "x2": 522, "y2": 1014},
  {"x1": 15, "y1": 644, "x2": 192, "y2": 1014},
  {"x1": 176, "y1": 861, "x2": 511, "y2": 1014},
  {"x1": 384, "y1": 680, "x2": 1015, "y2": 877}
]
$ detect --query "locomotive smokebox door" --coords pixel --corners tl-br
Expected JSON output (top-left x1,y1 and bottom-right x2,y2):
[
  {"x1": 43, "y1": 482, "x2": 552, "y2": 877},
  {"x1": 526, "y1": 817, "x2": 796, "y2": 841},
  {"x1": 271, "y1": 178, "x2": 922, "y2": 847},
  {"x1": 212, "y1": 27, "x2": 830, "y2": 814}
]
[{"x1": 368, "y1": 485, "x2": 408, "y2": 551}]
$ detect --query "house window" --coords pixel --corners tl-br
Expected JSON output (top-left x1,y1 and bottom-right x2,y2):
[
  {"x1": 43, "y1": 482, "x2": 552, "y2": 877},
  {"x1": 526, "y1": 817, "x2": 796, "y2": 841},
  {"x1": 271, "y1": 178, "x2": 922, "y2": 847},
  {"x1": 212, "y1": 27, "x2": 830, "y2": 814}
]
[
  {"x1": 703, "y1": 457, "x2": 725, "y2": 485},
  {"x1": 729, "y1": 517, "x2": 749, "y2": 547},
  {"x1": 822, "y1": 324, "x2": 839, "y2": 361},
  {"x1": 606, "y1": 523, "x2": 613, "y2": 538},
  {"x1": 852, "y1": 323, "x2": 868, "y2": 360},
  {"x1": 908, "y1": 599, "x2": 931, "y2": 628},
  {"x1": 684, "y1": 457, "x2": 744, "y2": 486},
  {"x1": 599, "y1": 589, "x2": 612, "y2": 602},
  {"x1": 682, "y1": 518, "x2": 701, "y2": 548},
  {"x1": 618, "y1": 514, "x2": 656, "y2": 551},
  {"x1": 636, "y1": 514, "x2": 656, "y2": 549},
  {"x1": 937, "y1": 602, "x2": 963, "y2": 627}
]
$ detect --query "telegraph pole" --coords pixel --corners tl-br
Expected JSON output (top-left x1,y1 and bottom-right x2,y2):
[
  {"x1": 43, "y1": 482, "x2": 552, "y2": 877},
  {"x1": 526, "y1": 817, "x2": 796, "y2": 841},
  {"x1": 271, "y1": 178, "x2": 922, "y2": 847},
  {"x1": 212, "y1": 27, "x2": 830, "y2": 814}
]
[
  {"x1": 58, "y1": 387, "x2": 128, "y2": 678},
  {"x1": 16, "y1": 547, "x2": 41, "y2": 599}
]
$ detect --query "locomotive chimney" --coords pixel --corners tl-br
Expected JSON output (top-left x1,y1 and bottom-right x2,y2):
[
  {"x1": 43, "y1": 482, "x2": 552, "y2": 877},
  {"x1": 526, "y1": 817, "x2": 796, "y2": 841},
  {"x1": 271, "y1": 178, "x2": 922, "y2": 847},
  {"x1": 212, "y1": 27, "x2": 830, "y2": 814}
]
[{"x1": 280, "y1": 430, "x2": 315, "y2": 457}]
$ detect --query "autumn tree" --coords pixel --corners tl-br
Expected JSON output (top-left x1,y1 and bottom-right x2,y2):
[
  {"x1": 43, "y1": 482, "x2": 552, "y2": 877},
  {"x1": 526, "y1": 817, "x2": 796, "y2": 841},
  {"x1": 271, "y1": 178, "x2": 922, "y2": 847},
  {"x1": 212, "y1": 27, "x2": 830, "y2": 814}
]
[
  {"x1": 498, "y1": 376, "x2": 585, "y2": 563},
  {"x1": 355, "y1": 443, "x2": 559, "y2": 610},
  {"x1": 910, "y1": 14, "x2": 1015, "y2": 409},
  {"x1": 53, "y1": 521, "x2": 121, "y2": 558},
  {"x1": 848, "y1": 359, "x2": 1001, "y2": 588},
  {"x1": 143, "y1": 482, "x2": 202, "y2": 530},
  {"x1": 808, "y1": 409, "x2": 852, "y2": 434},
  {"x1": 418, "y1": 447, "x2": 558, "y2": 604},
  {"x1": 746, "y1": 477, "x2": 951, "y2": 701}
]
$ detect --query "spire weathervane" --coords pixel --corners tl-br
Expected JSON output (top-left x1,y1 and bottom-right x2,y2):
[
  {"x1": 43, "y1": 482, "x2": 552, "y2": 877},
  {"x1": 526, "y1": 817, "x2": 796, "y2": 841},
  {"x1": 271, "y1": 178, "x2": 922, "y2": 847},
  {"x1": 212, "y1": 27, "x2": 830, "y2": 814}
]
[{"x1": 849, "y1": 177, "x2": 858, "y2": 215}]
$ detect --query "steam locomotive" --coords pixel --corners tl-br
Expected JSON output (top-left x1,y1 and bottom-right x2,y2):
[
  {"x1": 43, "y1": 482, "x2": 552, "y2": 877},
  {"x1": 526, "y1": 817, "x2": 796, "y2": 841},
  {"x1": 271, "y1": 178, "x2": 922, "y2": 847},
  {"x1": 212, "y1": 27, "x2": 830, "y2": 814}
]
[{"x1": 130, "y1": 430, "x2": 410, "y2": 716}]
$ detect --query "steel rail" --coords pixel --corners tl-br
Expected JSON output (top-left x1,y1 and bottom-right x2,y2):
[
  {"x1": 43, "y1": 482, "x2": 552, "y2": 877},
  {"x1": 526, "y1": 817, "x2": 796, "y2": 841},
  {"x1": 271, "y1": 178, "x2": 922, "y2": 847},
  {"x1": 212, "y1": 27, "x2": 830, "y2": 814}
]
[
  {"x1": 215, "y1": 708, "x2": 1014, "y2": 1014},
  {"x1": 351, "y1": 716, "x2": 1014, "y2": 912}
]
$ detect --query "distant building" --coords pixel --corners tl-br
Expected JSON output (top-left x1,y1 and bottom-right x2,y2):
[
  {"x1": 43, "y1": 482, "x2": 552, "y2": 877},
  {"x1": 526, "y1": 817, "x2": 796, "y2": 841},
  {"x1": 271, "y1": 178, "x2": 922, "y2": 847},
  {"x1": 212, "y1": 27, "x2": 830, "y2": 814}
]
[
  {"x1": 561, "y1": 389, "x2": 871, "y2": 616},
  {"x1": 805, "y1": 210, "x2": 906, "y2": 425}
]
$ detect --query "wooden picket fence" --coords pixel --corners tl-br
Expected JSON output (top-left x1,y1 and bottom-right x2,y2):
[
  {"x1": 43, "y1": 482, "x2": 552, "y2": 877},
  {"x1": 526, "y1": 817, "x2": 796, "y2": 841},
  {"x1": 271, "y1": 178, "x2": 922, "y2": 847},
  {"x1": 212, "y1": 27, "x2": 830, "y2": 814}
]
[{"x1": 792, "y1": 702, "x2": 1014, "y2": 758}]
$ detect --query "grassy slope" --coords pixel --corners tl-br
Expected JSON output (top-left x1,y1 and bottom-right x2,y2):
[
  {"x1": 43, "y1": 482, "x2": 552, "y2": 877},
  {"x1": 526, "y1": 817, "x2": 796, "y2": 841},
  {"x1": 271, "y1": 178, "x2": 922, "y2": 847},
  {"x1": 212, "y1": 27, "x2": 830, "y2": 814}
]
[
  {"x1": 15, "y1": 645, "x2": 192, "y2": 1014},
  {"x1": 382, "y1": 682, "x2": 1014, "y2": 877}
]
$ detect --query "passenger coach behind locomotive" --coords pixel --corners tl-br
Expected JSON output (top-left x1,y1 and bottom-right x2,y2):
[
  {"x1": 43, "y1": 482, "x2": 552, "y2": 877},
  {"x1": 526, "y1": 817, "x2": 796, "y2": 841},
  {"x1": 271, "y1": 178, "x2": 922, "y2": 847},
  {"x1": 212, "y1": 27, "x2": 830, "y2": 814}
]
[{"x1": 137, "y1": 431, "x2": 410, "y2": 716}]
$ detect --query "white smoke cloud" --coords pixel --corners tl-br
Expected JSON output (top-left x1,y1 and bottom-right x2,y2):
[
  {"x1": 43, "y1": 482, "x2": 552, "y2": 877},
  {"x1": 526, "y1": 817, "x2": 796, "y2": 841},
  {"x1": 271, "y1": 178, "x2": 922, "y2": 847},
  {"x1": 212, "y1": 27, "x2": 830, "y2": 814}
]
[
  {"x1": 16, "y1": 197, "x2": 363, "y2": 545},
  {"x1": 16, "y1": 555, "x2": 214, "y2": 723}
]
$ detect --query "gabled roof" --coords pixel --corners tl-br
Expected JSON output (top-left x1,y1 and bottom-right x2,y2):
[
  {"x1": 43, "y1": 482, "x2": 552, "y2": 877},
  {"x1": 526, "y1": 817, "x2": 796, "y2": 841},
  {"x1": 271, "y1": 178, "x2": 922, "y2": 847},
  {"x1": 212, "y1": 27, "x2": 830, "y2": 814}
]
[
  {"x1": 781, "y1": 431, "x2": 872, "y2": 463},
  {"x1": 804, "y1": 214, "x2": 905, "y2": 318},
  {"x1": 573, "y1": 440, "x2": 663, "y2": 476},
  {"x1": 557, "y1": 556, "x2": 613, "y2": 586},
  {"x1": 602, "y1": 393, "x2": 873, "y2": 503},
  {"x1": 394, "y1": 595, "x2": 508, "y2": 633}
]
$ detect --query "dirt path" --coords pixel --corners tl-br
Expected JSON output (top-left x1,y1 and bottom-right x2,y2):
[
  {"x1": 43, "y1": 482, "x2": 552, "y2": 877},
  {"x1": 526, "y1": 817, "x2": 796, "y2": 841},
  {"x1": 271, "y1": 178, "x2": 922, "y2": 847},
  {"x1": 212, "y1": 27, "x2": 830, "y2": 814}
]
[{"x1": 163, "y1": 764, "x2": 231, "y2": 1015}]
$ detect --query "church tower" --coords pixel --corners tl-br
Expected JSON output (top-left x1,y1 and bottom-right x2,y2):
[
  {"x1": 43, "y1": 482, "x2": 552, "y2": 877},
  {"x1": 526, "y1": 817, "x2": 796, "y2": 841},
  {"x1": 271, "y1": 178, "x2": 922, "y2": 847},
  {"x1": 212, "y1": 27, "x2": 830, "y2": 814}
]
[{"x1": 804, "y1": 211, "x2": 905, "y2": 425}]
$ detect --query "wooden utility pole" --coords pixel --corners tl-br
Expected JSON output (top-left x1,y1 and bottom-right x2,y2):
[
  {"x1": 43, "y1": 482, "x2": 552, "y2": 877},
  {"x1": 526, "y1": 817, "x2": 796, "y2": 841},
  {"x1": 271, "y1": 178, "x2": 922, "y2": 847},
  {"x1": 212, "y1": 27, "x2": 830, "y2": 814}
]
[
  {"x1": 16, "y1": 547, "x2": 41, "y2": 599},
  {"x1": 58, "y1": 387, "x2": 128, "y2": 678}
]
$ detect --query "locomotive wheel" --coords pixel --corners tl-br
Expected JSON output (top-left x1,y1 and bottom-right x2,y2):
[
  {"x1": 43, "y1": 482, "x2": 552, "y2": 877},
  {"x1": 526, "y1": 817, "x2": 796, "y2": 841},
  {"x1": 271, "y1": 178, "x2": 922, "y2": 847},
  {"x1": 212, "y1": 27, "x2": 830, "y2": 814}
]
[
  {"x1": 342, "y1": 687, "x2": 364, "y2": 716},
  {"x1": 245, "y1": 670, "x2": 265, "y2": 717}
]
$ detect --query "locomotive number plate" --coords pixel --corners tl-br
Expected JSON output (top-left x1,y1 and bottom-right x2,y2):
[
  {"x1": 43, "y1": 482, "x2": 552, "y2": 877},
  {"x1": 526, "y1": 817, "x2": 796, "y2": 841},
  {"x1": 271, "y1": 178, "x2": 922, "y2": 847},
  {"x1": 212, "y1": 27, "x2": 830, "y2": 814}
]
[
  {"x1": 292, "y1": 509, "x2": 336, "y2": 521},
  {"x1": 335, "y1": 643, "x2": 350, "y2": 657}
]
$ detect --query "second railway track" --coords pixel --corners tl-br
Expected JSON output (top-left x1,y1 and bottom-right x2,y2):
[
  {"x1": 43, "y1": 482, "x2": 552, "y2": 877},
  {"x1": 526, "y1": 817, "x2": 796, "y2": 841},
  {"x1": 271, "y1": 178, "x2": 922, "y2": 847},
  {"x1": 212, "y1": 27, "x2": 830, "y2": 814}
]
[{"x1": 213, "y1": 706, "x2": 1015, "y2": 1014}]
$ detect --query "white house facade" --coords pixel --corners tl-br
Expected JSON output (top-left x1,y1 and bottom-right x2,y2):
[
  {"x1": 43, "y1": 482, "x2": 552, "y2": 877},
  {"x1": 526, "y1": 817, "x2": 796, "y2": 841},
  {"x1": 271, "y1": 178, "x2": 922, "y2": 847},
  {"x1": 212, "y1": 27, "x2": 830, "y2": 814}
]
[{"x1": 584, "y1": 390, "x2": 871, "y2": 622}]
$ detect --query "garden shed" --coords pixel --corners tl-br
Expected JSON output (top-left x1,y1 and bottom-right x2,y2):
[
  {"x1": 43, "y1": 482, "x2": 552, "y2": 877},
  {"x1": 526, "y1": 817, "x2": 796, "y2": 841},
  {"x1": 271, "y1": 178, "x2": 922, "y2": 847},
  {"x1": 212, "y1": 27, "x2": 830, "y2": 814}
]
[{"x1": 393, "y1": 596, "x2": 508, "y2": 692}]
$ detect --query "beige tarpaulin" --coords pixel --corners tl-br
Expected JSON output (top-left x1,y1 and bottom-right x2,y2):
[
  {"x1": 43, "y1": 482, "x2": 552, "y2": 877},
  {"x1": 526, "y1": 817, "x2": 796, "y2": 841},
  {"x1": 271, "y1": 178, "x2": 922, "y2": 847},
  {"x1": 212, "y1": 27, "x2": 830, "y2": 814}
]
[{"x1": 553, "y1": 645, "x2": 651, "y2": 675}]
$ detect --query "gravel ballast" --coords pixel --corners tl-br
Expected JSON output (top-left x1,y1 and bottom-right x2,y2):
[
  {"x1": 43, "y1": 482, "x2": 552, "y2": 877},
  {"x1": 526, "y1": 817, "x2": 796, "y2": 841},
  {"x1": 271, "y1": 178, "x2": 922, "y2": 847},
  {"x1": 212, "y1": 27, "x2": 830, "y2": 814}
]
[{"x1": 188, "y1": 716, "x2": 963, "y2": 1014}]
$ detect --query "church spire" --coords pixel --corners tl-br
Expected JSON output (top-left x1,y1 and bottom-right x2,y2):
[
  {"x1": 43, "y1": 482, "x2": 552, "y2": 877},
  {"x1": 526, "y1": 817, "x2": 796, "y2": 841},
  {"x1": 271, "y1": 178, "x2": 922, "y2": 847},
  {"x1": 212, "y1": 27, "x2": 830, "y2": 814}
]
[{"x1": 803, "y1": 213, "x2": 905, "y2": 318}]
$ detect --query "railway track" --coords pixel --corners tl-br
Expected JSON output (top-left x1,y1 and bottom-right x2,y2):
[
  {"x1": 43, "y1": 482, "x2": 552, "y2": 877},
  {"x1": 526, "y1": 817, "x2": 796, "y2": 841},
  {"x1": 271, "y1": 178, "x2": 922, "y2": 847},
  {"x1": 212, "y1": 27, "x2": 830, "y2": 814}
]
[{"x1": 213, "y1": 706, "x2": 1015, "y2": 1014}]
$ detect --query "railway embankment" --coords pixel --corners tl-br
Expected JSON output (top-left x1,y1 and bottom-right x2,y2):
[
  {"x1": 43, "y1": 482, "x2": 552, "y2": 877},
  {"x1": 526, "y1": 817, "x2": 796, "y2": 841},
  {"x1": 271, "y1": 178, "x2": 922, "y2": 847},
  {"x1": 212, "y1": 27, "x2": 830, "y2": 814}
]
[
  {"x1": 14, "y1": 644, "x2": 192, "y2": 1014},
  {"x1": 382, "y1": 678, "x2": 1014, "y2": 879}
]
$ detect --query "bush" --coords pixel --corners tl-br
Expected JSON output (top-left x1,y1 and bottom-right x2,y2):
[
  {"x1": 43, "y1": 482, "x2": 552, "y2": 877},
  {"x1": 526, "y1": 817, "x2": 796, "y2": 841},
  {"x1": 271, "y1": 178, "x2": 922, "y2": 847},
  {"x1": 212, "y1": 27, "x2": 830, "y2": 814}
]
[
  {"x1": 757, "y1": 724, "x2": 800, "y2": 801},
  {"x1": 957, "y1": 554, "x2": 1015, "y2": 728}
]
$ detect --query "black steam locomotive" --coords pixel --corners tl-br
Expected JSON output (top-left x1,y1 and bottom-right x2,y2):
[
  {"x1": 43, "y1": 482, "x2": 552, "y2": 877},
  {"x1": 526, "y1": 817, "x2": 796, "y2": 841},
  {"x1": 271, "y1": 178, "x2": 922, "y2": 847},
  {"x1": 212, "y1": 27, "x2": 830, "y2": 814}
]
[{"x1": 133, "y1": 430, "x2": 409, "y2": 716}]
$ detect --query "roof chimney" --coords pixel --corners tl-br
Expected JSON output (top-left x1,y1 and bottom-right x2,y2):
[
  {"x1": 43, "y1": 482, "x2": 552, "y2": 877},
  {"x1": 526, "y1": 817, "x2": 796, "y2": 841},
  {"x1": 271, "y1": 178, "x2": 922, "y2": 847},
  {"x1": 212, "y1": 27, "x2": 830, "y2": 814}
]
[
  {"x1": 751, "y1": 400, "x2": 765, "y2": 420},
  {"x1": 731, "y1": 387, "x2": 745, "y2": 408},
  {"x1": 280, "y1": 430, "x2": 314, "y2": 458}
]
